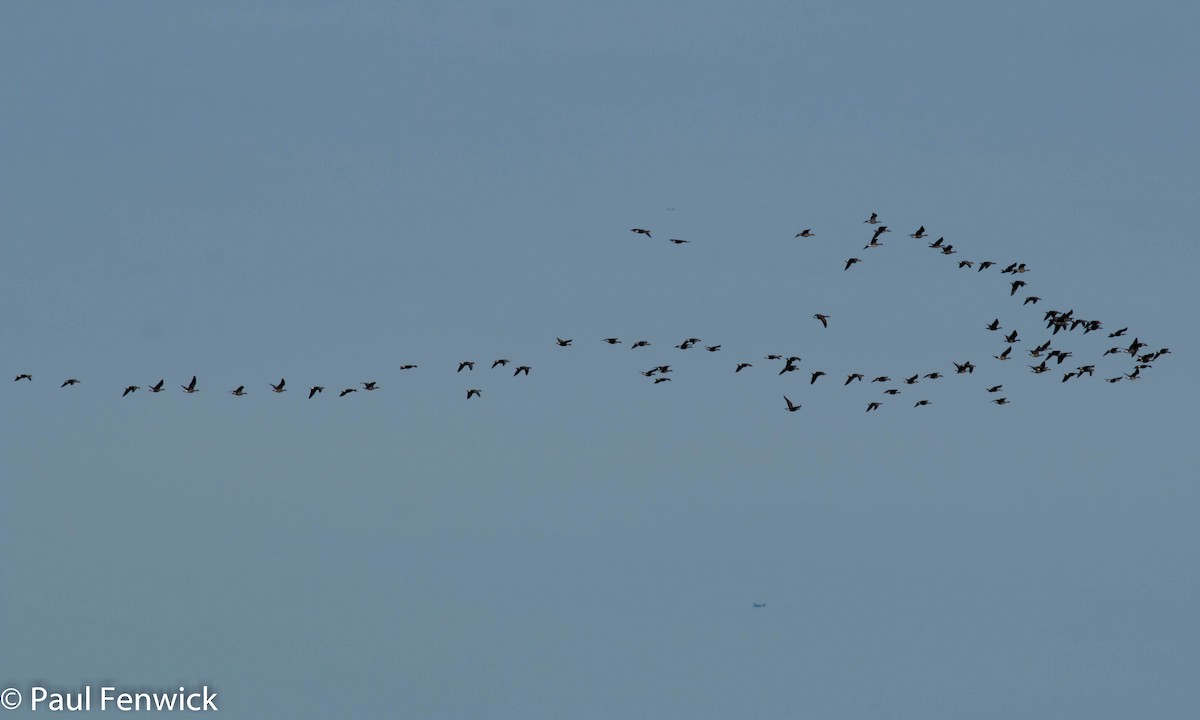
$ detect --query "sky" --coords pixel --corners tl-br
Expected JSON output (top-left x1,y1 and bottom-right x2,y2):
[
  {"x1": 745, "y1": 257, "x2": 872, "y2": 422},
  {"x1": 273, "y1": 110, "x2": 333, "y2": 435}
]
[{"x1": 2, "y1": 1, "x2": 1198, "y2": 717}]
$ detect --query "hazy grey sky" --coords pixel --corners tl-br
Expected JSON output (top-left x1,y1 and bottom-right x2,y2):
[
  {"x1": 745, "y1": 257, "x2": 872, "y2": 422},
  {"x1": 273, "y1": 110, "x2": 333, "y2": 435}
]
[{"x1": 2, "y1": 1, "x2": 1197, "y2": 717}]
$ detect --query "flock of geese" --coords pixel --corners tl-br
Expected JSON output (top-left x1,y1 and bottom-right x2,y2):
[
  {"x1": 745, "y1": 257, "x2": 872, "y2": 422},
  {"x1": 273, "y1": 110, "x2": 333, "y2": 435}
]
[{"x1": 9, "y1": 213, "x2": 1168, "y2": 412}]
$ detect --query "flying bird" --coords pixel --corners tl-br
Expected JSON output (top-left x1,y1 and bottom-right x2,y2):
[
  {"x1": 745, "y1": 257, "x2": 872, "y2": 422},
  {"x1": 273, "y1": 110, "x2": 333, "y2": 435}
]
[
  {"x1": 270, "y1": 378, "x2": 286, "y2": 393},
  {"x1": 14, "y1": 374, "x2": 31, "y2": 382},
  {"x1": 631, "y1": 340, "x2": 651, "y2": 349},
  {"x1": 182, "y1": 376, "x2": 199, "y2": 393},
  {"x1": 845, "y1": 373, "x2": 864, "y2": 385},
  {"x1": 992, "y1": 398, "x2": 1011, "y2": 405},
  {"x1": 909, "y1": 226, "x2": 928, "y2": 239},
  {"x1": 308, "y1": 386, "x2": 324, "y2": 398},
  {"x1": 735, "y1": 363, "x2": 753, "y2": 372},
  {"x1": 795, "y1": 229, "x2": 815, "y2": 237},
  {"x1": 492, "y1": 359, "x2": 510, "y2": 368},
  {"x1": 866, "y1": 402, "x2": 882, "y2": 412},
  {"x1": 466, "y1": 389, "x2": 482, "y2": 399},
  {"x1": 844, "y1": 257, "x2": 862, "y2": 271},
  {"x1": 339, "y1": 388, "x2": 357, "y2": 397},
  {"x1": 653, "y1": 377, "x2": 672, "y2": 384},
  {"x1": 865, "y1": 213, "x2": 880, "y2": 224},
  {"x1": 1010, "y1": 280, "x2": 1026, "y2": 296},
  {"x1": 986, "y1": 385, "x2": 1003, "y2": 393},
  {"x1": 813, "y1": 313, "x2": 830, "y2": 328},
  {"x1": 362, "y1": 381, "x2": 378, "y2": 391},
  {"x1": 458, "y1": 361, "x2": 475, "y2": 372},
  {"x1": 149, "y1": 379, "x2": 165, "y2": 393},
  {"x1": 986, "y1": 319, "x2": 1001, "y2": 331},
  {"x1": 556, "y1": 337, "x2": 573, "y2": 347},
  {"x1": 630, "y1": 228, "x2": 652, "y2": 237},
  {"x1": 995, "y1": 346, "x2": 1012, "y2": 360},
  {"x1": 669, "y1": 238, "x2": 690, "y2": 244},
  {"x1": 61, "y1": 378, "x2": 80, "y2": 387},
  {"x1": 230, "y1": 385, "x2": 247, "y2": 396},
  {"x1": 514, "y1": 366, "x2": 531, "y2": 376},
  {"x1": 603, "y1": 338, "x2": 622, "y2": 344},
  {"x1": 914, "y1": 400, "x2": 931, "y2": 407},
  {"x1": 810, "y1": 371, "x2": 825, "y2": 384},
  {"x1": 399, "y1": 365, "x2": 418, "y2": 370},
  {"x1": 122, "y1": 385, "x2": 138, "y2": 397},
  {"x1": 784, "y1": 396, "x2": 801, "y2": 412}
]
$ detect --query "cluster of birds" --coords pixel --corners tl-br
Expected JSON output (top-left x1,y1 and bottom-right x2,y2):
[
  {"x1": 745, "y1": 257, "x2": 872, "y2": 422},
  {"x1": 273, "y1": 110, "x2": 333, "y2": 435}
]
[
  {"x1": 624, "y1": 212, "x2": 1169, "y2": 411},
  {"x1": 6, "y1": 213, "x2": 1167, "y2": 413}
]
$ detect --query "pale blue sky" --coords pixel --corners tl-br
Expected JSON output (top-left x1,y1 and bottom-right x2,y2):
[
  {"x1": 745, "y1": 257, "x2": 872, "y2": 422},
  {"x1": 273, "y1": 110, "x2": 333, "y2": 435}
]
[{"x1": 2, "y1": 1, "x2": 1198, "y2": 717}]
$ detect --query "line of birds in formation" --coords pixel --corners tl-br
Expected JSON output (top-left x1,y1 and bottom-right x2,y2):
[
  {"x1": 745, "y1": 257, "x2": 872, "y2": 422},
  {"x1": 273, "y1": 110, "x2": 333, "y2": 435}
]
[{"x1": 7, "y1": 213, "x2": 1168, "y2": 412}]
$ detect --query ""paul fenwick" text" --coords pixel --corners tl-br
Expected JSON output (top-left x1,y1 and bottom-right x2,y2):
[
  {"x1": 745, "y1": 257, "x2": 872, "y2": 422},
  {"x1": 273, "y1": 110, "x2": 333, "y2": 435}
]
[{"x1": 29, "y1": 685, "x2": 218, "y2": 712}]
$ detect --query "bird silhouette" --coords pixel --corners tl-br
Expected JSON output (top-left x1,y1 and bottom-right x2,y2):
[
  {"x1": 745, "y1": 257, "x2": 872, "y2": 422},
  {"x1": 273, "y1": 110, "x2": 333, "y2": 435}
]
[{"x1": 182, "y1": 376, "x2": 199, "y2": 393}]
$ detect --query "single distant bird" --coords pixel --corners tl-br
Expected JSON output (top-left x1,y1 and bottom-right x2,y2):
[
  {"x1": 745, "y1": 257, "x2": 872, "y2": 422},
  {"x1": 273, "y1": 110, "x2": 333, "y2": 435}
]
[
  {"x1": 1023, "y1": 296, "x2": 1041, "y2": 305},
  {"x1": 845, "y1": 373, "x2": 864, "y2": 385},
  {"x1": 308, "y1": 386, "x2": 324, "y2": 399},
  {"x1": 230, "y1": 385, "x2": 247, "y2": 396},
  {"x1": 992, "y1": 397, "x2": 1011, "y2": 405},
  {"x1": 986, "y1": 385, "x2": 1003, "y2": 393},
  {"x1": 556, "y1": 337, "x2": 573, "y2": 347},
  {"x1": 339, "y1": 388, "x2": 357, "y2": 397},
  {"x1": 270, "y1": 378, "x2": 287, "y2": 393},
  {"x1": 866, "y1": 402, "x2": 882, "y2": 412},
  {"x1": 149, "y1": 379, "x2": 165, "y2": 393},
  {"x1": 122, "y1": 385, "x2": 139, "y2": 397},
  {"x1": 865, "y1": 213, "x2": 880, "y2": 224},
  {"x1": 669, "y1": 238, "x2": 690, "y2": 244},
  {"x1": 399, "y1": 364, "x2": 418, "y2": 370},
  {"x1": 795, "y1": 229, "x2": 815, "y2": 237},
  {"x1": 909, "y1": 226, "x2": 928, "y2": 239},
  {"x1": 631, "y1": 340, "x2": 651, "y2": 349},
  {"x1": 492, "y1": 359, "x2": 510, "y2": 368},
  {"x1": 61, "y1": 378, "x2": 80, "y2": 387},
  {"x1": 844, "y1": 257, "x2": 861, "y2": 271},
  {"x1": 914, "y1": 400, "x2": 931, "y2": 407},
  {"x1": 630, "y1": 228, "x2": 652, "y2": 238},
  {"x1": 514, "y1": 366, "x2": 531, "y2": 376},
  {"x1": 14, "y1": 374, "x2": 31, "y2": 382},
  {"x1": 810, "y1": 371, "x2": 825, "y2": 384},
  {"x1": 182, "y1": 376, "x2": 199, "y2": 393},
  {"x1": 653, "y1": 377, "x2": 672, "y2": 384},
  {"x1": 813, "y1": 313, "x2": 830, "y2": 328},
  {"x1": 784, "y1": 396, "x2": 801, "y2": 412},
  {"x1": 466, "y1": 388, "x2": 482, "y2": 399},
  {"x1": 603, "y1": 337, "x2": 622, "y2": 344},
  {"x1": 362, "y1": 381, "x2": 378, "y2": 391},
  {"x1": 458, "y1": 361, "x2": 475, "y2": 372},
  {"x1": 735, "y1": 363, "x2": 753, "y2": 372}
]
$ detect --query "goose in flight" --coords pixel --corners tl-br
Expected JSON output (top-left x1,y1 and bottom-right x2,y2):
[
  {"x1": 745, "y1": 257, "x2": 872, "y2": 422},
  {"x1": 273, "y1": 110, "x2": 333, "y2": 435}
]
[
  {"x1": 882, "y1": 388, "x2": 901, "y2": 395},
  {"x1": 603, "y1": 338, "x2": 622, "y2": 344},
  {"x1": 844, "y1": 257, "x2": 862, "y2": 271},
  {"x1": 1004, "y1": 330, "x2": 1020, "y2": 344},
  {"x1": 784, "y1": 396, "x2": 801, "y2": 412},
  {"x1": 903, "y1": 375, "x2": 919, "y2": 384},
  {"x1": 795, "y1": 229, "x2": 815, "y2": 237},
  {"x1": 994, "y1": 346, "x2": 1012, "y2": 360},
  {"x1": 466, "y1": 388, "x2": 482, "y2": 398},
  {"x1": 182, "y1": 376, "x2": 199, "y2": 393},
  {"x1": 1108, "y1": 328, "x2": 1128, "y2": 338},
  {"x1": 753, "y1": 602, "x2": 767, "y2": 608},
  {"x1": 845, "y1": 373, "x2": 864, "y2": 385},
  {"x1": 362, "y1": 381, "x2": 378, "y2": 391},
  {"x1": 399, "y1": 364, "x2": 418, "y2": 370},
  {"x1": 1023, "y1": 296, "x2": 1041, "y2": 305},
  {"x1": 149, "y1": 379, "x2": 165, "y2": 393},
  {"x1": 953, "y1": 361, "x2": 975, "y2": 374},
  {"x1": 630, "y1": 228, "x2": 652, "y2": 237},
  {"x1": 914, "y1": 400, "x2": 931, "y2": 407},
  {"x1": 669, "y1": 238, "x2": 690, "y2": 244},
  {"x1": 61, "y1": 378, "x2": 80, "y2": 387},
  {"x1": 705, "y1": 345, "x2": 722, "y2": 352},
  {"x1": 977, "y1": 261, "x2": 996, "y2": 271},
  {"x1": 865, "y1": 213, "x2": 880, "y2": 224},
  {"x1": 810, "y1": 371, "x2": 825, "y2": 384},
  {"x1": 871, "y1": 376, "x2": 891, "y2": 383},
  {"x1": 458, "y1": 361, "x2": 475, "y2": 372},
  {"x1": 308, "y1": 386, "x2": 324, "y2": 399},
  {"x1": 909, "y1": 226, "x2": 928, "y2": 239},
  {"x1": 923, "y1": 372, "x2": 944, "y2": 380},
  {"x1": 958, "y1": 260, "x2": 974, "y2": 269},
  {"x1": 928, "y1": 236, "x2": 944, "y2": 248},
  {"x1": 339, "y1": 388, "x2": 357, "y2": 397},
  {"x1": 492, "y1": 359, "x2": 510, "y2": 368},
  {"x1": 556, "y1": 338, "x2": 573, "y2": 347},
  {"x1": 986, "y1": 385, "x2": 1003, "y2": 393},
  {"x1": 631, "y1": 340, "x2": 651, "y2": 349},
  {"x1": 270, "y1": 378, "x2": 286, "y2": 393},
  {"x1": 986, "y1": 319, "x2": 1001, "y2": 331},
  {"x1": 122, "y1": 385, "x2": 139, "y2": 396},
  {"x1": 735, "y1": 363, "x2": 753, "y2": 372},
  {"x1": 1010, "y1": 280, "x2": 1026, "y2": 296},
  {"x1": 230, "y1": 385, "x2": 247, "y2": 396},
  {"x1": 992, "y1": 397, "x2": 1011, "y2": 405},
  {"x1": 813, "y1": 313, "x2": 830, "y2": 328},
  {"x1": 514, "y1": 366, "x2": 531, "y2": 376},
  {"x1": 653, "y1": 377, "x2": 672, "y2": 384},
  {"x1": 866, "y1": 402, "x2": 882, "y2": 412},
  {"x1": 14, "y1": 374, "x2": 31, "y2": 381},
  {"x1": 940, "y1": 245, "x2": 957, "y2": 255}
]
